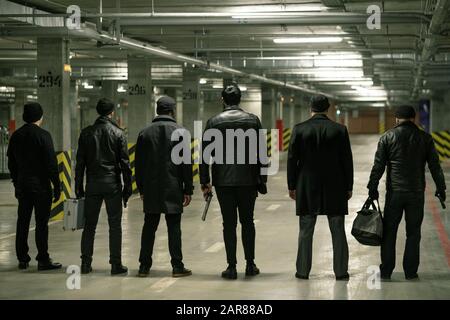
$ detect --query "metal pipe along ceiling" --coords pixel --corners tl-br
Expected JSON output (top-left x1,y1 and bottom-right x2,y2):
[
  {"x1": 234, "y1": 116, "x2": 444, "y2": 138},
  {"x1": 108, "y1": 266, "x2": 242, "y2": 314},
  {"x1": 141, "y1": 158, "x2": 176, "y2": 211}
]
[{"x1": 0, "y1": 25, "x2": 332, "y2": 97}]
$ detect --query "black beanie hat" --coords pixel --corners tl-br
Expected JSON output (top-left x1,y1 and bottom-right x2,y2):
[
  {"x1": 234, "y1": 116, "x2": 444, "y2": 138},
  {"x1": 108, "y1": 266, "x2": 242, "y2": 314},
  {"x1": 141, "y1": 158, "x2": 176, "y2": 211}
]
[
  {"x1": 310, "y1": 95, "x2": 330, "y2": 112},
  {"x1": 23, "y1": 102, "x2": 43, "y2": 123},
  {"x1": 156, "y1": 96, "x2": 176, "y2": 114},
  {"x1": 222, "y1": 85, "x2": 241, "y2": 106},
  {"x1": 96, "y1": 98, "x2": 115, "y2": 116},
  {"x1": 395, "y1": 105, "x2": 416, "y2": 119}
]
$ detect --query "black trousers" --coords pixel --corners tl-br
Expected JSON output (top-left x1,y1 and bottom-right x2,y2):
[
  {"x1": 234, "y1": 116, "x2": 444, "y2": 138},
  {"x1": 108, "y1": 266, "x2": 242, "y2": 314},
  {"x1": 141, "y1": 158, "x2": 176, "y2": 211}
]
[
  {"x1": 380, "y1": 191, "x2": 425, "y2": 278},
  {"x1": 296, "y1": 215, "x2": 349, "y2": 277},
  {"x1": 215, "y1": 186, "x2": 257, "y2": 266},
  {"x1": 16, "y1": 189, "x2": 52, "y2": 263},
  {"x1": 139, "y1": 213, "x2": 184, "y2": 269},
  {"x1": 80, "y1": 182, "x2": 123, "y2": 265}
]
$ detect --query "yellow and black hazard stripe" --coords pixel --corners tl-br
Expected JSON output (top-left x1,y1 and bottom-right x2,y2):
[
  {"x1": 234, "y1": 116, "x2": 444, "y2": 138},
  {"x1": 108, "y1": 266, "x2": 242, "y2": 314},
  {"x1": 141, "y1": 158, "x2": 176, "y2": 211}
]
[
  {"x1": 431, "y1": 130, "x2": 450, "y2": 161},
  {"x1": 283, "y1": 128, "x2": 292, "y2": 152},
  {"x1": 191, "y1": 139, "x2": 200, "y2": 182},
  {"x1": 266, "y1": 131, "x2": 272, "y2": 157},
  {"x1": 128, "y1": 143, "x2": 138, "y2": 193},
  {"x1": 50, "y1": 151, "x2": 71, "y2": 221}
]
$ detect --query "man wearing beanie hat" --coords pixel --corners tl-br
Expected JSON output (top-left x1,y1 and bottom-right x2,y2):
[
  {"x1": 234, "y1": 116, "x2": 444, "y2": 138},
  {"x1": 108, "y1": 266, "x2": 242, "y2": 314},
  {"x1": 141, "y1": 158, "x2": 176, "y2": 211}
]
[
  {"x1": 7, "y1": 102, "x2": 62, "y2": 271},
  {"x1": 135, "y1": 96, "x2": 193, "y2": 278},
  {"x1": 287, "y1": 94, "x2": 353, "y2": 281},
  {"x1": 368, "y1": 105, "x2": 446, "y2": 280},
  {"x1": 75, "y1": 98, "x2": 132, "y2": 275}
]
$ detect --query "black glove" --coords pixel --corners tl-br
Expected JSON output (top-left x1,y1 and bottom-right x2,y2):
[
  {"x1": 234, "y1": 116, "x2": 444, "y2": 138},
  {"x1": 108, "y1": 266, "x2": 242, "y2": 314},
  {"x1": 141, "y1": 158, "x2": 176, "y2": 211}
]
[
  {"x1": 257, "y1": 183, "x2": 267, "y2": 195},
  {"x1": 436, "y1": 190, "x2": 446, "y2": 202},
  {"x1": 75, "y1": 187, "x2": 85, "y2": 199},
  {"x1": 14, "y1": 185, "x2": 23, "y2": 200},
  {"x1": 53, "y1": 187, "x2": 61, "y2": 203},
  {"x1": 368, "y1": 189, "x2": 379, "y2": 200},
  {"x1": 122, "y1": 185, "x2": 132, "y2": 208}
]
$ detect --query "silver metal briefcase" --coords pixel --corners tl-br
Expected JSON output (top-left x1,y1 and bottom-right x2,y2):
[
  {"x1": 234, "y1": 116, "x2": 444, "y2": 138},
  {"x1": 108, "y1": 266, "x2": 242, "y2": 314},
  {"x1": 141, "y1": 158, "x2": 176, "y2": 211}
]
[{"x1": 63, "y1": 198, "x2": 85, "y2": 231}]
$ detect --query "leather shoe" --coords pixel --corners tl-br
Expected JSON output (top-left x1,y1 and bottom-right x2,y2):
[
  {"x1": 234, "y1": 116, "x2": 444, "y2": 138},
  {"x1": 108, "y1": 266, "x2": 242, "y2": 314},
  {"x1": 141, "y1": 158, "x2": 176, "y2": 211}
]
[
  {"x1": 295, "y1": 273, "x2": 309, "y2": 280},
  {"x1": 221, "y1": 265, "x2": 237, "y2": 280},
  {"x1": 38, "y1": 259, "x2": 62, "y2": 271},
  {"x1": 245, "y1": 263, "x2": 260, "y2": 276},
  {"x1": 406, "y1": 274, "x2": 419, "y2": 281},
  {"x1": 172, "y1": 267, "x2": 192, "y2": 278},
  {"x1": 138, "y1": 265, "x2": 150, "y2": 277},
  {"x1": 336, "y1": 273, "x2": 350, "y2": 281},
  {"x1": 81, "y1": 263, "x2": 92, "y2": 274},
  {"x1": 111, "y1": 264, "x2": 128, "y2": 275},
  {"x1": 18, "y1": 262, "x2": 29, "y2": 270}
]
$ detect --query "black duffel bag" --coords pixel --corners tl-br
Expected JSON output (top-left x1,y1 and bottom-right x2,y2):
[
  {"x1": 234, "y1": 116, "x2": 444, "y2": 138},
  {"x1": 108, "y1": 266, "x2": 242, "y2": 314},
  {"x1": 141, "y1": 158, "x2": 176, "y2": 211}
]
[{"x1": 351, "y1": 198, "x2": 383, "y2": 246}]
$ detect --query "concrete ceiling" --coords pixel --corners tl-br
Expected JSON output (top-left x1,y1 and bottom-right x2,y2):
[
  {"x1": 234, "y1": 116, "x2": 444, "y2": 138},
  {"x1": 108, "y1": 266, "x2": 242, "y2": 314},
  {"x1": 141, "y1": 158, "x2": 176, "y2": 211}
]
[{"x1": 1, "y1": 0, "x2": 450, "y2": 108}]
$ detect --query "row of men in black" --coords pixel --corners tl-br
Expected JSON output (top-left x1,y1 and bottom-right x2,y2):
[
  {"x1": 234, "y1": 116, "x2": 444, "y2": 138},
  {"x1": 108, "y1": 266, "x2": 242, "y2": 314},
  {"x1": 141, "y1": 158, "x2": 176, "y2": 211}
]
[{"x1": 8, "y1": 85, "x2": 446, "y2": 281}]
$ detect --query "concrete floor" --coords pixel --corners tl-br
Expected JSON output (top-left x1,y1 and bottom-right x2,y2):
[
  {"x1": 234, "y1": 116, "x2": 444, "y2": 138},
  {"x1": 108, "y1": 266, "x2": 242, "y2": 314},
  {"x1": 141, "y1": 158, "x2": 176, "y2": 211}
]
[{"x1": 0, "y1": 135, "x2": 449, "y2": 300}]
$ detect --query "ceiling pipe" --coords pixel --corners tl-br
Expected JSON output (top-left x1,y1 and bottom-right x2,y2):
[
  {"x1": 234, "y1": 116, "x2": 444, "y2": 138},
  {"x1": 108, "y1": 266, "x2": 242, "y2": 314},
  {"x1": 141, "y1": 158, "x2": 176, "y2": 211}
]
[
  {"x1": 0, "y1": 24, "x2": 332, "y2": 97},
  {"x1": 413, "y1": 0, "x2": 450, "y2": 97},
  {"x1": 113, "y1": 13, "x2": 430, "y2": 26}
]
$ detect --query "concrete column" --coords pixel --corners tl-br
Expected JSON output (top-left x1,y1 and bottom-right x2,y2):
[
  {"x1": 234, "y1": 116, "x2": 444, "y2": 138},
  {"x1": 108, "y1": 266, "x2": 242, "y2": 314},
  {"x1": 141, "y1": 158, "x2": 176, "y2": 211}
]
[
  {"x1": 288, "y1": 94, "x2": 295, "y2": 128},
  {"x1": 175, "y1": 88, "x2": 183, "y2": 125},
  {"x1": 101, "y1": 80, "x2": 118, "y2": 103},
  {"x1": 182, "y1": 69, "x2": 202, "y2": 133},
  {"x1": 240, "y1": 84, "x2": 262, "y2": 119},
  {"x1": 37, "y1": 38, "x2": 71, "y2": 151},
  {"x1": 69, "y1": 80, "x2": 80, "y2": 154},
  {"x1": 127, "y1": 57, "x2": 153, "y2": 143},
  {"x1": 344, "y1": 110, "x2": 349, "y2": 127},
  {"x1": 14, "y1": 91, "x2": 26, "y2": 130},
  {"x1": 431, "y1": 91, "x2": 450, "y2": 132},
  {"x1": 379, "y1": 107, "x2": 386, "y2": 134},
  {"x1": 261, "y1": 86, "x2": 276, "y2": 129}
]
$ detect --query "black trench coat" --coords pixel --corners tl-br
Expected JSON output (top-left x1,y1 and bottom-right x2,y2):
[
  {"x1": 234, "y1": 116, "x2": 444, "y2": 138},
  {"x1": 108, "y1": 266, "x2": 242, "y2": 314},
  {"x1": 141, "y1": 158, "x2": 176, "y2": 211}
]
[
  {"x1": 135, "y1": 115, "x2": 193, "y2": 214},
  {"x1": 287, "y1": 114, "x2": 354, "y2": 215}
]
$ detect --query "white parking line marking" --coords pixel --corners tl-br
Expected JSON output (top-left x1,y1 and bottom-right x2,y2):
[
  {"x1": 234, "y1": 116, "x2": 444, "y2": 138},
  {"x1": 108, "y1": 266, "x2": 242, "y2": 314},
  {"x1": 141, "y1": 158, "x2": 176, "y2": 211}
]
[
  {"x1": 150, "y1": 277, "x2": 178, "y2": 292},
  {"x1": 266, "y1": 204, "x2": 281, "y2": 211},
  {"x1": 0, "y1": 220, "x2": 61, "y2": 241},
  {"x1": 205, "y1": 242, "x2": 225, "y2": 253}
]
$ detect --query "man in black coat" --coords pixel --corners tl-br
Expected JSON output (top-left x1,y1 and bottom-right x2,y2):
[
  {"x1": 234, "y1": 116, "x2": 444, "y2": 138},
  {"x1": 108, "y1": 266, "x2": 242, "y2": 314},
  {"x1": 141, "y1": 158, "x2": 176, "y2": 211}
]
[
  {"x1": 75, "y1": 98, "x2": 132, "y2": 275},
  {"x1": 287, "y1": 95, "x2": 353, "y2": 281},
  {"x1": 135, "y1": 96, "x2": 193, "y2": 278},
  {"x1": 367, "y1": 105, "x2": 446, "y2": 280},
  {"x1": 7, "y1": 102, "x2": 62, "y2": 271},
  {"x1": 200, "y1": 84, "x2": 267, "y2": 280}
]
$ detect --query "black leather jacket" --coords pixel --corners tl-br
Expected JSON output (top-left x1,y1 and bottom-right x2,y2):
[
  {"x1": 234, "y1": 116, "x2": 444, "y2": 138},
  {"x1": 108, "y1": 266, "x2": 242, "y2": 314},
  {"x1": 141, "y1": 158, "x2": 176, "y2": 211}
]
[
  {"x1": 75, "y1": 116, "x2": 132, "y2": 194},
  {"x1": 200, "y1": 105, "x2": 267, "y2": 187},
  {"x1": 368, "y1": 121, "x2": 446, "y2": 193}
]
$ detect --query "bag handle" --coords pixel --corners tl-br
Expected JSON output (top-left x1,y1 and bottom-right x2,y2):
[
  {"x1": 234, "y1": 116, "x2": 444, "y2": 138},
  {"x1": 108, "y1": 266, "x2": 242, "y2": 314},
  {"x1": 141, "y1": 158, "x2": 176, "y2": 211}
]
[{"x1": 363, "y1": 197, "x2": 383, "y2": 217}]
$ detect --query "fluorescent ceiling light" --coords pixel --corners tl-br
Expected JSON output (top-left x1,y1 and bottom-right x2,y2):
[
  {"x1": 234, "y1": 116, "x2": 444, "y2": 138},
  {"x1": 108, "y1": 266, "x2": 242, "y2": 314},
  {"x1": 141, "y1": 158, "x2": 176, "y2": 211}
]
[
  {"x1": 240, "y1": 86, "x2": 247, "y2": 91},
  {"x1": 212, "y1": 84, "x2": 223, "y2": 89},
  {"x1": 273, "y1": 37, "x2": 343, "y2": 44},
  {"x1": 199, "y1": 78, "x2": 207, "y2": 85},
  {"x1": 345, "y1": 80, "x2": 373, "y2": 86}
]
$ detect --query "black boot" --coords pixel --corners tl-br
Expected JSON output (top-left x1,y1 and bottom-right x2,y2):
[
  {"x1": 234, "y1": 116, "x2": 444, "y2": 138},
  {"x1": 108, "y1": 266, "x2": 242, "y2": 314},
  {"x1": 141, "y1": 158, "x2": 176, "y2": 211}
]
[
  {"x1": 138, "y1": 264, "x2": 150, "y2": 278},
  {"x1": 111, "y1": 264, "x2": 128, "y2": 276},
  {"x1": 18, "y1": 261, "x2": 29, "y2": 270},
  {"x1": 81, "y1": 262, "x2": 92, "y2": 274},
  {"x1": 221, "y1": 265, "x2": 237, "y2": 280},
  {"x1": 245, "y1": 262, "x2": 260, "y2": 276},
  {"x1": 172, "y1": 267, "x2": 192, "y2": 278},
  {"x1": 37, "y1": 259, "x2": 62, "y2": 271}
]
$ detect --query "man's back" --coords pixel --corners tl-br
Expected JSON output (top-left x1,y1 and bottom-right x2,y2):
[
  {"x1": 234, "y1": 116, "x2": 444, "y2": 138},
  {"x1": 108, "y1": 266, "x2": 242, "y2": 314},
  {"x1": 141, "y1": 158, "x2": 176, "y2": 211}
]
[
  {"x1": 200, "y1": 106, "x2": 262, "y2": 187},
  {"x1": 287, "y1": 114, "x2": 353, "y2": 215},
  {"x1": 8, "y1": 124, "x2": 58, "y2": 189},
  {"x1": 368, "y1": 121, "x2": 445, "y2": 192},
  {"x1": 76, "y1": 116, "x2": 129, "y2": 183},
  {"x1": 135, "y1": 115, "x2": 193, "y2": 214}
]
